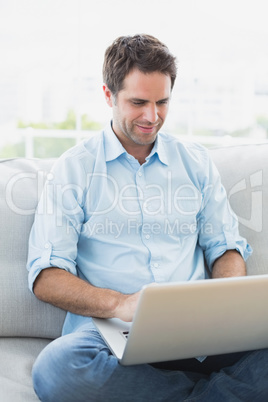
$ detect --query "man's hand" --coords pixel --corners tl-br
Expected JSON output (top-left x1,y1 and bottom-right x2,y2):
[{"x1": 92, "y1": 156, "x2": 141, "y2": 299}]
[{"x1": 114, "y1": 291, "x2": 141, "y2": 322}]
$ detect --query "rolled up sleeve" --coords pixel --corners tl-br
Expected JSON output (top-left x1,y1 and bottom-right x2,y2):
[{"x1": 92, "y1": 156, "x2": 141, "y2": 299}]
[
  {"x1": 197, "y1": 154, "x2": 252, "y2": 271},
  {"x1": 27, "y1": 154, "x2": 86, "y2": 292}
]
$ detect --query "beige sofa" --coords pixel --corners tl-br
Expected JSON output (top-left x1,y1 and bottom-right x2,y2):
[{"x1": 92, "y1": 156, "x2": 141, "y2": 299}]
[{"x1": 0, "y1": 143, "x2": 268, "y2": 401}]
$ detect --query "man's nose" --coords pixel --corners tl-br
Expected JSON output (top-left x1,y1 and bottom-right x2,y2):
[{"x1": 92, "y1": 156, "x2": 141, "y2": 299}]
[{"x1": 143, "y1": 104, "x2": 158, "y2": 123}]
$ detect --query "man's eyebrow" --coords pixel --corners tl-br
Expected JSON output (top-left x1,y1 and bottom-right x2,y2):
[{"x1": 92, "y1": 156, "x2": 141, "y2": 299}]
[
  {"x1": 129, "y1": 97, "x2": 170, "y2": 102},
  {"x1": 157, "y1": 97, "x2": 170, "y2": 102},
  {"x1": 130, "y1": 98, "x2": 148, "y2": 102}
]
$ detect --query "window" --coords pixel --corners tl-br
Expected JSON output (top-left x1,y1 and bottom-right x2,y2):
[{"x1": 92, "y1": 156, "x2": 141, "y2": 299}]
[{"x1": 1, "y1": 0, "x2": 267, "y2": 158}]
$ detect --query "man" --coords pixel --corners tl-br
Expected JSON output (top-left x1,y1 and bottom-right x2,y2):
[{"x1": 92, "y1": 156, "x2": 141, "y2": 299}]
[{"x1": 27, "y1": 34, "x2": 268, "y2": 401}]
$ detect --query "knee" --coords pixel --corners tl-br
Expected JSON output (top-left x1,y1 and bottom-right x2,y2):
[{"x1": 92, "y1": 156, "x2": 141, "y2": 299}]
[
  {"x1": 32, "y1": 345, "x2": 55, "y2": 402},
  {"x1": 32, "y1": 337, "x2": 73, "y2": 402},
  {"x1": 32, "y1": 332, "x2": 117, "y2": 402}
]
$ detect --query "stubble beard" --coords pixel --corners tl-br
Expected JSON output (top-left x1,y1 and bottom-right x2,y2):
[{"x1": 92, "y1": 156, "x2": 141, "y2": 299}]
[{"x1": 119, "y1": 118, "x2": 162, "y2": 147}]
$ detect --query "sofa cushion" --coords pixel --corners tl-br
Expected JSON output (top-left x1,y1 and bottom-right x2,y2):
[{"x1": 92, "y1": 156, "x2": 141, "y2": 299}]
[
  {"x1": 0, "y1": 337, "x2": 51, "y2": 402},
  {"x1": 210, "y1": 143, "x2": 268, "y2": 275},
  {"x1": 0, "y1": 158, "x2": 66, "y2": 338}
]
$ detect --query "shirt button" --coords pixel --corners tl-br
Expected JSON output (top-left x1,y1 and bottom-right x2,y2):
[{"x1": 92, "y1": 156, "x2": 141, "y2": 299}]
[
  {"x1": 44, "y1": 243, "x2": 50, "y2": 249},
  {"x1": 46, "y1": 172, "x2": 54, "y2": 181},
  {"x1": 145, "y1": 234, "x2": 150, "y2": 240},
  {"x1": 153, "y1": 263, "x2": 159, "y2": 268},
  {"x1": 138, "y1": 171, "x2": 142, "y2": 177}
]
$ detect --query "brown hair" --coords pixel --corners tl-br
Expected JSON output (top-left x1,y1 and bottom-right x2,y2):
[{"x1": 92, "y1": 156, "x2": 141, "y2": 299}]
[{"x1": 103, "y1": 34, "x2": 177, "y2": 96}]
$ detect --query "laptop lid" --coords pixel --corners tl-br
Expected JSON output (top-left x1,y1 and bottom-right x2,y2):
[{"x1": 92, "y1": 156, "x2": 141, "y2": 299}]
[{"x1": 93, "y1": 275, "x2": 268, "y2": 365}]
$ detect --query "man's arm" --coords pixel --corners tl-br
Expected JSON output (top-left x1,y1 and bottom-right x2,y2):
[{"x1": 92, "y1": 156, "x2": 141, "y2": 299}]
[
  {"x1": 211, "y1": 249, "x2": 247, "y2": 279},
  {"x1": 33, "y1": 268, "x2": 140, "y2": 322}
]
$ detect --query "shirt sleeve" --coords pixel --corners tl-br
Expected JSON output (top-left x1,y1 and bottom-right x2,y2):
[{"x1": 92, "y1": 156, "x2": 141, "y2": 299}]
[
  {"x1": 26, "y1": 153, "x2": 87, "y2": 292},
  {"x1": 197, "y1": 150, "x2": 252, "y2": 271}
]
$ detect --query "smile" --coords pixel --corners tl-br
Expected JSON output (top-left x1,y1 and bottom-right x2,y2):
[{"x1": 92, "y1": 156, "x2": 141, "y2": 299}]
[{"x1": 136, "y1": 124, "x2": 158, "y2": 134}]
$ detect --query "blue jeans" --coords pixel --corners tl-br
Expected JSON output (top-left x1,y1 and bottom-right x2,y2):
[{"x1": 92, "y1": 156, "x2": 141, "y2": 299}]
[{"x1": 32, "y1": 328, "x2": 268, "y2": 401}]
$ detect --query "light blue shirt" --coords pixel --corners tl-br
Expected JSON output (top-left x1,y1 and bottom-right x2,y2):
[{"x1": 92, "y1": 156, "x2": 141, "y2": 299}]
[{"x1": 27, "y1": 122, "x2": 252, "y2": 335}]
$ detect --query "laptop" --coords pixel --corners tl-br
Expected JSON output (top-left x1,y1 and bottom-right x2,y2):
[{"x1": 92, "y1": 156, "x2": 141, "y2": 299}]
[{"x1": 92, "y1": 274, "x2": 268, "y2": 365}]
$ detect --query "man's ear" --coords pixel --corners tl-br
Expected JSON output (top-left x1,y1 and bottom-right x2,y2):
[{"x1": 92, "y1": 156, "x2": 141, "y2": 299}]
[{"x1": 103, "y1": 84, "x2": 114, "y2": 107}]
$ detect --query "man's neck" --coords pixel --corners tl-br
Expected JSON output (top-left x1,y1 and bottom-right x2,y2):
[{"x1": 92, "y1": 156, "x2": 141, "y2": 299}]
[
  {"x1": 123, "y1": 142, "x2": 154, "y2": 165},
  {"x1": 110, "y1": 122, "x2": 155, "y2": 164}
]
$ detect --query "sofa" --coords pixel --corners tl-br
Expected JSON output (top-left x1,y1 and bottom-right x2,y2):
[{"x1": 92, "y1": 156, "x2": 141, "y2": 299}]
[{"x1": 0, "y1": 143, "x2": 268, "y2": 401}]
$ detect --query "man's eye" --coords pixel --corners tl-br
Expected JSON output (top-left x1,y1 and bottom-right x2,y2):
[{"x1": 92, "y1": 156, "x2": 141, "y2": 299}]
[
  {"x1": 133, "y1": 101, "x2": 145, "y2": 106},
  {"x1": 157, "y1": 100, "x2": 168, "y2": 105}
]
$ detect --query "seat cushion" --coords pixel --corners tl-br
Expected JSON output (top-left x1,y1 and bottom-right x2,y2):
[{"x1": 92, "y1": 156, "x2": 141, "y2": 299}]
[{"x1": 0, "y1": 337, "x2": 51, "y2": 402}]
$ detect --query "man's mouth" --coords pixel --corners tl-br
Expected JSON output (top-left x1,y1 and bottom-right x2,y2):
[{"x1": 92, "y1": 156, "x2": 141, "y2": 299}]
[{"x1": 136, "y1": 124, "x2": 159, "y2": 134}]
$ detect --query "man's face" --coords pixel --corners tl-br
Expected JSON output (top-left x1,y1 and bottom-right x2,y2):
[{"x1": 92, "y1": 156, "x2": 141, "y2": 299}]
[{"x1": 103, "y1": 69, "x2": 171, "y2": 150}]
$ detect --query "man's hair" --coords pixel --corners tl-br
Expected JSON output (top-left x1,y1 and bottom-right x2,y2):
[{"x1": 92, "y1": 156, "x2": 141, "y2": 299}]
[{"x1": 103, "y1": 34, "x2": 177, "y2": 96}]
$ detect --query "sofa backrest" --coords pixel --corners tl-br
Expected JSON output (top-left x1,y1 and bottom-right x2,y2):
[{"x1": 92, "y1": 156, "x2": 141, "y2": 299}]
[
  {"x1": 0, "y1": 143, "x2": 267, "y2": 339},
  {"x1": 209, "y1": 143, "x2": 268, "y2": 276},
  {"x1": 0, "y1": 158, "x2": 66, "y2": 339}
]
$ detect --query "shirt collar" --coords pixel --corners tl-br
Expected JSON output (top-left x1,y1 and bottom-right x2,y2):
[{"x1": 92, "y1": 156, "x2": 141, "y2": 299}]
[
  {"x1": 148, "y1": 133, "x2": 169, "y2": 166},
  {"x1": 103, "y1": 122, "x2": 127, "y2": 162},
  {"x1": 103, "y1": 121, "x2": 169, "y2": 166}
]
